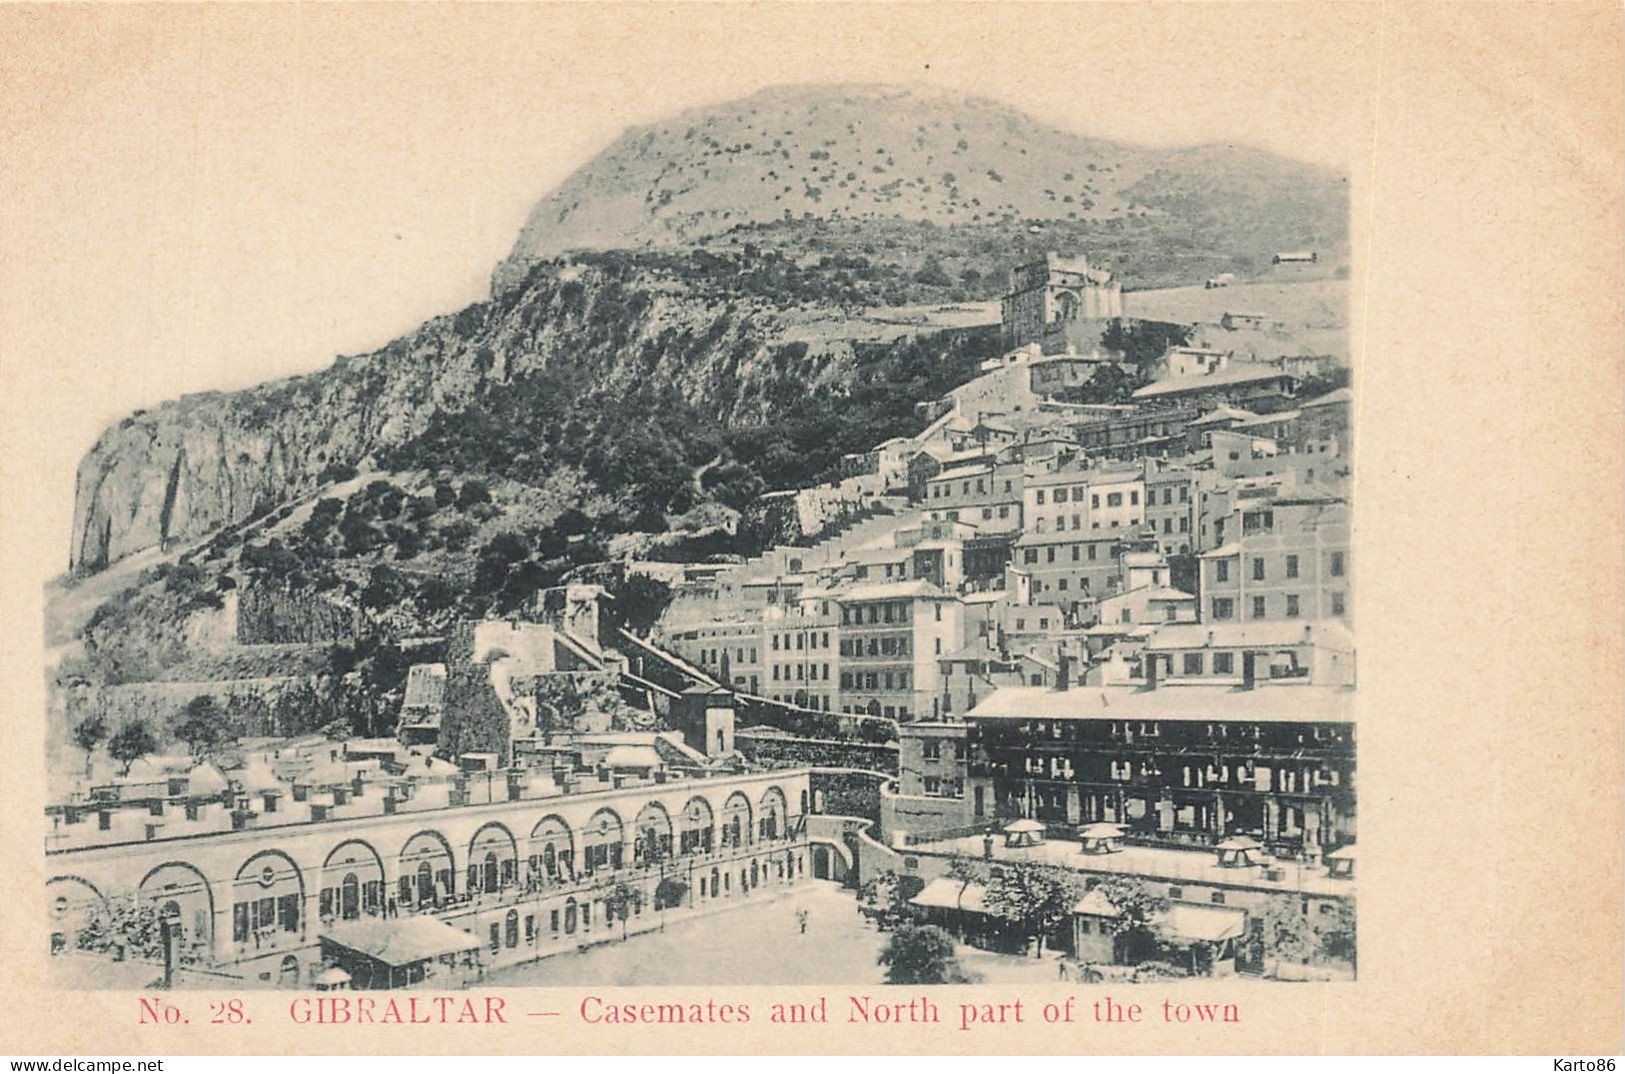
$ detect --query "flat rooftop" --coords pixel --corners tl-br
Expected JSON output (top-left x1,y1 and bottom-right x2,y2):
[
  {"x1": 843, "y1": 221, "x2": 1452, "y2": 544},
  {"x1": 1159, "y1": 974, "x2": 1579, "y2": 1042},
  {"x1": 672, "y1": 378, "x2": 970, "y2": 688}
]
[{"x1": 909, "y1": 833, "x2": 1354, "y2": 898}]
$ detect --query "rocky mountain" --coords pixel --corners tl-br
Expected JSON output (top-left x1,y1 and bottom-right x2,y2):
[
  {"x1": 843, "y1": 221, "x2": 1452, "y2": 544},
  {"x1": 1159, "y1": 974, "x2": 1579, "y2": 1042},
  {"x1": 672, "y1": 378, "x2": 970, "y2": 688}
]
[
  {"x1": 69, "y1": 83, "x2": 1348, "y2": 577},
  {"x1": 494, "y1": 83, "x2": 1346, "y2": 291}
]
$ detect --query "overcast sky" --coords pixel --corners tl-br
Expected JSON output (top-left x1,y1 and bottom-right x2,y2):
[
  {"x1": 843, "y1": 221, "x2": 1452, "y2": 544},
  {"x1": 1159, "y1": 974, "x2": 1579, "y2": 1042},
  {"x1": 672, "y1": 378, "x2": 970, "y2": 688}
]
[{"x1": 1, "y1": 5, "x2": 1380, "y2": 574}]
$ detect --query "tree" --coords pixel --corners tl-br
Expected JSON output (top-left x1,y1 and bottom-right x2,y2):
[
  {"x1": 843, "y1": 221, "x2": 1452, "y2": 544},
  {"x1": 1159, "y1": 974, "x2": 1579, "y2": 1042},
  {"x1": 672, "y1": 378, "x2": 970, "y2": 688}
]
[
  {"x1": 982, "y1": 861, "x2": 1082, "y2": 957},
  {"x1": 70, "y1": 712, "x2": 109, "y2": 777},
  {"x1": 171, "y1": 695, "x2": 226, "y2": 761},
  {"x1": 1260, "y1": 893, "x2": 1316, "y2": 970},
  {"x1": 608, "y1": 573, "x2": 673, "y2": 637},
  {"x1": 1092, "y1": 875, "x2": 1167, "y2": 965},
  {"x1": 76, "y1": 895, "x2": 165, "y2": 961},
  {"x1": 878, "y1": 924, "x2": 976, "y2": 984},
  {"x1": 605, "y1": 880, "x2": 638, "y2": 940},
  {"x1": 858, "y1": 871, "x2": 924, "y2": 930},
  {"x1": 1315, "y1": 898, "x2": 1357, "y2": 970},
  {"x1": 107, "y1": 718, "x2": 158, "y2": 776}
]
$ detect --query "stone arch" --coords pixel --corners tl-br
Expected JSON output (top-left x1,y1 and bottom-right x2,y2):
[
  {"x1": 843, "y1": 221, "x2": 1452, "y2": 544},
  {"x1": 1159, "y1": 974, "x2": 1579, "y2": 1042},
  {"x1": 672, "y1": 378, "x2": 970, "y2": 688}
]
[
  {"x1": 679, "y1": 796, "x2": 715, "y2": 855},
  {"x1": 721, "y1": 791, "x2": 753, "y2": 849},
  {"x1": 468, "y1": 821, "x2": 518, "y2": 894},
  {"x1": 399, "y1": 829, "x2": 455, "y2": 907},
  {"x1": 584, "y1": 807, "x2": 625, "y2": 873},
  {"x1": 320, "y1": 840, "x2": 383, "y2": 921},
  {"x1": 138, "y1": 861, "x2": 214, "y2": 952},
  {"x1": 46, "y1": 875, "x2": 105, "y2": 951},
  {"x1": 527, "y1": 814, "x2": 576, "y2": 886},
  {"x1": 634, "y1": 801, "x2": 674, "y2": 865},
  {"x1": 233, "y1": 848, "x2": 306, "y2": 946},
  {"x1": 757, "y1": 785, "x2": 788, "y2": 841}
]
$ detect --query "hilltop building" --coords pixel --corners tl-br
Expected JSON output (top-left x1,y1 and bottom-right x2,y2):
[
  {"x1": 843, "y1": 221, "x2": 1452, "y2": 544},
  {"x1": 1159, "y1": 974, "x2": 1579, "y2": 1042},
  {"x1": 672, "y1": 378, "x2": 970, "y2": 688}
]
[{"x1": 1001, "y1": 252, "x2": 1124, "y2": 353}]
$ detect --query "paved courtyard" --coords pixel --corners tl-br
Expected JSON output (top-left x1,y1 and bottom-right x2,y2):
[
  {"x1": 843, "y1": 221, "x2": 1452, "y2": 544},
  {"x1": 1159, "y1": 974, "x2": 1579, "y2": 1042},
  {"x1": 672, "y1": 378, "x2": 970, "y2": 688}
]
[{"x1": 485, "y1": 880, "x2": 1065, "y2": 986}]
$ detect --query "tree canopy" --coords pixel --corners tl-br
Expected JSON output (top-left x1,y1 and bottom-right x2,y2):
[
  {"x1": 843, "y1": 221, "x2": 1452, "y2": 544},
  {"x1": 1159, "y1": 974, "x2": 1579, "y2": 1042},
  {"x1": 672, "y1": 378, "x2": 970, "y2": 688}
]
[{"x1": 878, "y1": 924, "x2": 976, "y2": 984}]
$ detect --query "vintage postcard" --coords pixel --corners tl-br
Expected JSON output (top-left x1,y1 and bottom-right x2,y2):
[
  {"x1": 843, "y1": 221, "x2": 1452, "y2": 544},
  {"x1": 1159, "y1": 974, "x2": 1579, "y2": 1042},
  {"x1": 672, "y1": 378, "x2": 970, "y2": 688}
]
[{"x1": 1, "y1": 1, "x2": 1619, "y2": 1057}]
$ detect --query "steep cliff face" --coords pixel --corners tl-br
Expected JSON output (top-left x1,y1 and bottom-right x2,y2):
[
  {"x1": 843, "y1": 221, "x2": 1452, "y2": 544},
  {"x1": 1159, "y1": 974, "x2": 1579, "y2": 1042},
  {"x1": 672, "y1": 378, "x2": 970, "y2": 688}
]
[{"x1": 68, "y1": 261, "x2": 821, "y2": 572}]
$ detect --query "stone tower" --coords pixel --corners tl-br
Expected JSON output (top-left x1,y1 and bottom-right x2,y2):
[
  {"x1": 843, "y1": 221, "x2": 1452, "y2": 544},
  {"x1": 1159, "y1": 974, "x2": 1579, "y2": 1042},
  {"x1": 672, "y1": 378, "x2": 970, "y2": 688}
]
[{"x1": 1000, "y1": 252, "x2": 1123, "y2": 353}]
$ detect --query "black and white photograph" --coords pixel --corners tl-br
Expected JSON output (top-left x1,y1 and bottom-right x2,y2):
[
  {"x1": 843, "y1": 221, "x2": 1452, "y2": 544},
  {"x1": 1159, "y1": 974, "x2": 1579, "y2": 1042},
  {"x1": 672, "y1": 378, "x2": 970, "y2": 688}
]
[{"x1": 27, "y1": 10, "x2": 1367, "y2": 998}]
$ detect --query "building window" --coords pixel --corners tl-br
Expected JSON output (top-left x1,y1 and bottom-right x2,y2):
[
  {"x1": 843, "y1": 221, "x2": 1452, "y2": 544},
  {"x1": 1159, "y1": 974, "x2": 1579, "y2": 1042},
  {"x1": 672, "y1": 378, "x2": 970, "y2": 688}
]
[
  {"x1": 1285, "y1": 554, "x2": 1299, "y2": 579},
  {"x1": 1332, "y1": 591, "x2": 1346, "y2": 616},
  {"x1": 1213, "y1": 652, "x2": 1234, "y2": 675},
  {"x1": 1210, "y1": 892, "x2": 1227, "y2": 905},
  {"x1": 1213, "y1": 598, "x2": 1235, "y2": 621},
  {"x1": 1107, "y1": 492, "x2": 1123, "y2": 507},
  {"x1": 922, "y1": 741, "x2": 941, "y2": 761},
  {"x1": 1182, "y1": 653, "x2": 1203, "y2": 675},
  {"x1": 1036, "y1": 490, "x2": 1046, "y2": 505},
  {"x1": 1169, "y1": 886, "x2": 1183, "y2": 900},
  {"x1": 1215, "y1": 560, "x2": 1231, "y2": 582},
  {"x1": 1252, "y1": 557, "x2": 1266, "y2": 581},
  {"x1": 1330, "y1": 551, "x2": 1346, "y2": 577},
  {"x1": 1286, "y1": 594, "x2": 1301, "y2": 617},
  {"x1": 1252, "y1": 596, "x2": 1267, "y2": 619}
]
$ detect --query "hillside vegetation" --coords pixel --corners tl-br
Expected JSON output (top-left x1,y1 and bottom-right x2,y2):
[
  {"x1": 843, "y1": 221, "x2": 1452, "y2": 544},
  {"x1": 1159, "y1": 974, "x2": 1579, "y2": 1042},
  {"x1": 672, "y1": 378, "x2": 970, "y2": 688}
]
[{"x1": 497, "y1": 83, "x2": 1347, "y2": 290}]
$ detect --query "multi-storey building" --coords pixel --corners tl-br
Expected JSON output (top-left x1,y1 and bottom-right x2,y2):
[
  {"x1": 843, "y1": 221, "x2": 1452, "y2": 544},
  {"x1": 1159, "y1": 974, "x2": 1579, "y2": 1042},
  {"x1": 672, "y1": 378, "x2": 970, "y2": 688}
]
[
  {"x1": 45, "y1": 733, "x2": 817, "y2": 988},
  {"x1": 1131, "y1": 363, "x2": 1298, "y2": 413},
  {"x1": 1143, "y1": 465, "x2": 1197, "y2": 555},
  {"x1": 1200, "y1": 496, "x2": 1351, "y2": 625},
  {"x1": 1012, "y1": 530, "x2": 1127, "y2": 617},
  {"x1": 964, "y1": 676, "x2": 1354, "y2": 853},
  {"x1": 760, "y1": 599, "x2": 841, "y2": 711},
  {"x1": 1073, "y1": 407, "x2": 1198, "y2": 460},
  {"x1": 669, "y1": 619, "x2": 765, "y2": 696},
  {"x1": 923, "y1": 460, "x2": 1025, "y2": 534},
  {"x1": 1293, "y1": 387, "x2": 1352, "y2": 459},
  {"x1": 833, "y1": 580, "x2": 965, "y2": 720}
]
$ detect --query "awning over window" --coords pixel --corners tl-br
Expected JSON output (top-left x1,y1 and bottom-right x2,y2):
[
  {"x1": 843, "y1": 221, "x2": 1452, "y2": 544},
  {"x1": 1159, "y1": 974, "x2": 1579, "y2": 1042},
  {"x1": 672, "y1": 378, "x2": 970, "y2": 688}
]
[
  {"x1": 910, "y1": 878, "x2": 987, "y2": 914},
  {"x1": 1161, "y1": 904, "x2": 1248, "y2": 944},
  {"x1": 321, "y1": 917, "x2": 481, "y2": 967}
]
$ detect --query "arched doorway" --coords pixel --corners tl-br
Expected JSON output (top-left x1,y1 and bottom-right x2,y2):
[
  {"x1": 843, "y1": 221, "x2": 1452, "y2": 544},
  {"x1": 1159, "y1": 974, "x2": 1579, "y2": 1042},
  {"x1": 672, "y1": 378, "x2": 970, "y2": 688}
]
[
  {"x1": 634, "y1": 802, "x2": 673, "y2": 866},
  {"x1": 45, "y1": 876, "x2": 104, "y2": 956},
  {"x1": 399, "y1": 830, "x2": 454, "y2": 908},
  {"x1": 138, "y1": 862, "x2": 214, "y2": 957},
  {"x1": 758, "y1": 786, "x2": 787, "y2": 841},
  {"x1": 679, "y1": 797, "x2": 714, "y2": 856},
  {"x1": 467, "y1": 822, "x2": 518, "y2": 896},
  {"x1": 583, "y1": 808, "x2": 624, "y2": 875},
  {"x1": 320, "y1": 840, "x2": 384, "y2": 922},
  {"x1": 232, "y1": 850, "x2": 304, "y2": 950},
  {"x1": 720, "y1": 792, "x2": 752, "y2": 850},
  {"x1": 527, "y1": 815, "x2": 574, "y2": 888}
]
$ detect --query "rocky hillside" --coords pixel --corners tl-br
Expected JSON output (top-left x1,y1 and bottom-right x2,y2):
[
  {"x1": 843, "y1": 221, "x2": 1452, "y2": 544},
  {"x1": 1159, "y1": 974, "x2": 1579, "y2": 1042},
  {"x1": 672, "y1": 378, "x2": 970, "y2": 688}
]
[
  {"x1": 494, "y1": 83, "x2": 1346, "y2": 291},
  {"x1": 70, "y1": 83, "x2": 1348, "y2": 577},
  {"x1": 69, "y1": 250, "x2": 999, "y2": 574}
]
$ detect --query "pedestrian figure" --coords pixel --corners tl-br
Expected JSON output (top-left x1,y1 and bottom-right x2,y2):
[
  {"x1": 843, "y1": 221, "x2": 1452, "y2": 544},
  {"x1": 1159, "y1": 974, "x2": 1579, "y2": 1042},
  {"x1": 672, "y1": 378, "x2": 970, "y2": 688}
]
[
  {"x1": 796, "y1": 908, "x2": 809, "y2": 934},
  {"x1": 1058, "y1": 960, "x2": 1070, "y2": 981}
]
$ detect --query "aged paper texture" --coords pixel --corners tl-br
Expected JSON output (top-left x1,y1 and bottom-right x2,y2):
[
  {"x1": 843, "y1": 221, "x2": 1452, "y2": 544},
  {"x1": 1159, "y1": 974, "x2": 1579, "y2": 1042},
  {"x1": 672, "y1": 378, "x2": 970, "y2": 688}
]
[{"x1": 1, "y1": 1, "x2": 1619, "y2": 1056}]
